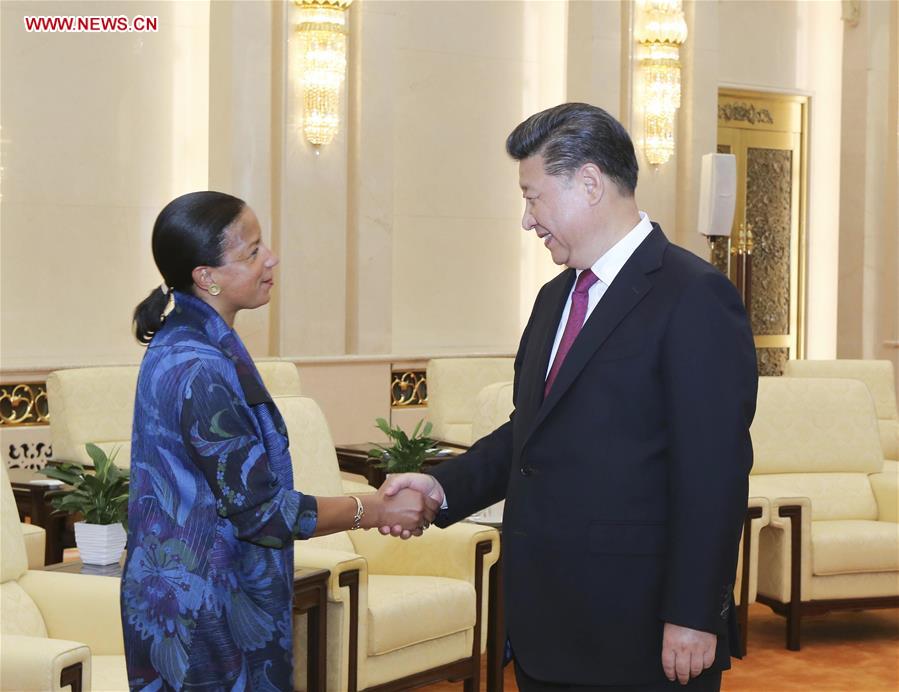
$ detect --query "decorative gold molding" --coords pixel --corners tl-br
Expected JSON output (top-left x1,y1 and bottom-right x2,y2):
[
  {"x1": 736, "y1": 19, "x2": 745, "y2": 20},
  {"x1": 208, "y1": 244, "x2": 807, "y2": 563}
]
[
  {"x1": 718, "y1": 102, "x2": 774, "y2": 126},
  {"x1": 391, "y1": 370, "x2": 427, "y2": 407},
  {"x1": 0, "y1": 383, "x2": 49, "y2": 426}
]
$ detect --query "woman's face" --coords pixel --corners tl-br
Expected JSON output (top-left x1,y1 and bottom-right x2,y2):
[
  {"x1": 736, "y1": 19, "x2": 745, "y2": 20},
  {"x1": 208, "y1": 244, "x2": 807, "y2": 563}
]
[{"x1": 206, "y1": 206, "x2": 279, "y2": 316}]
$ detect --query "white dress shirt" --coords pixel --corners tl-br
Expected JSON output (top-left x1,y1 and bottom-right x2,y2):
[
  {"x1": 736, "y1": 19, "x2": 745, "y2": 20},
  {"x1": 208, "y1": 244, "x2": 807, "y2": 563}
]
[{"x1": 546, "y1": 212, "x2": 655, "y2": 376}]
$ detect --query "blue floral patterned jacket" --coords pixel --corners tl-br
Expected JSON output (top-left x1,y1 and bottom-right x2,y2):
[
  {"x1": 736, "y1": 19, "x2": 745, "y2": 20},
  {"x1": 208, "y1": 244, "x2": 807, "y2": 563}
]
[{"x1": 121, "y1": 292, "x2": 317, "y2": 691}]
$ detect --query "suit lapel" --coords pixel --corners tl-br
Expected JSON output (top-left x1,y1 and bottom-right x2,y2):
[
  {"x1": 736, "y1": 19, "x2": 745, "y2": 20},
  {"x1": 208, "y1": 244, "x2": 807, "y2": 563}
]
[
  {"x1": 527, "y1": 225, "x2": 668, "y2": 437},
  {"x1": 517, "y1": 269, "x2": 575, "y2": 426}
]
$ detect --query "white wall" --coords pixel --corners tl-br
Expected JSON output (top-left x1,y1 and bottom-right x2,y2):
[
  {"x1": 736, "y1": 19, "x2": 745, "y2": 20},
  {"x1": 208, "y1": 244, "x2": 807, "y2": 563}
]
[{"x1": 1, "y1": 0, "x2": 210, "y2": 370}]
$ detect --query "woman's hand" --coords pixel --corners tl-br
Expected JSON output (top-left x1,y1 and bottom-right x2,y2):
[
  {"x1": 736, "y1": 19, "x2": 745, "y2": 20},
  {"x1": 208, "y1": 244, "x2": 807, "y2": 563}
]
[{"x1": 364, "y1": 486, "x2": 440, "y2": 534}]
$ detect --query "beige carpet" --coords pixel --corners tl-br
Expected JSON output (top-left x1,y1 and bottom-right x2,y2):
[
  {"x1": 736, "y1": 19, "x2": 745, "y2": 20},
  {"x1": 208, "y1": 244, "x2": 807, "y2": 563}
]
[{"x1": 422, "y1": 604, "x2": 899, "y2": 691}]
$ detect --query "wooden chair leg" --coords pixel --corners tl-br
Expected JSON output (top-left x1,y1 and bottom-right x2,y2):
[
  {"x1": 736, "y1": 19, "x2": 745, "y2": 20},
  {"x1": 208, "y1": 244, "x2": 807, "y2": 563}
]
[
  {"x1": 780, "y1": 504, "x2": 803, "y2": 651},
  {"x1": 739, "y1": 506, "x2": 762, "y2": 656}
]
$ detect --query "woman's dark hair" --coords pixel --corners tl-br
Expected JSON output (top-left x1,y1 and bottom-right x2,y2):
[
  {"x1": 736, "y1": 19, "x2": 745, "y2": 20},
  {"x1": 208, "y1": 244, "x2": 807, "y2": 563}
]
[
  {"x1": 506, "y1": 102, "x2": 639, "y2": 196},
  {"x1": 133, "y1": 191, "x2": 245, "y2": 344}
]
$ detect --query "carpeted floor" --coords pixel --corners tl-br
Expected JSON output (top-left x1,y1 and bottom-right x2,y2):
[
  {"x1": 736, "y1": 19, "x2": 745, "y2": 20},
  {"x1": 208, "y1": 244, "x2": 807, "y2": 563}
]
[{"x1": 421, "y1": 604, "x2": 899, "y2": 691}]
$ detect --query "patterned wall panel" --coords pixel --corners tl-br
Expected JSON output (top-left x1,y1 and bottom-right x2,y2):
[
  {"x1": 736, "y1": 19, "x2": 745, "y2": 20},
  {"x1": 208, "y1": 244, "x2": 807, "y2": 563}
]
[
  {"x1": 746, "y1": 147, "x2": 793, "y2": 336},
  {"x1": 757, "y1": 348, "x2": 790, "y2": 377}
]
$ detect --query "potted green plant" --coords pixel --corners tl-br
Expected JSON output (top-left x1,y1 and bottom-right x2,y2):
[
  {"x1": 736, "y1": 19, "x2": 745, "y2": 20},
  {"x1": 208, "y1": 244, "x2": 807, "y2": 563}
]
[
  {"x1": 367, "y1": 418, "x2": 438, "y2": 473},
  {"x1": 41, "y1": 443, "x2": 129, "y2": 565}
]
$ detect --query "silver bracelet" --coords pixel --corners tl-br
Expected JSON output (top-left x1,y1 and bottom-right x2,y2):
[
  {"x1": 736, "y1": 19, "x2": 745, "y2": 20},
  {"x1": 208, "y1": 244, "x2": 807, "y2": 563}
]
[{"x1": 349, "y1": 495, "x2": 364, "y2": 530}]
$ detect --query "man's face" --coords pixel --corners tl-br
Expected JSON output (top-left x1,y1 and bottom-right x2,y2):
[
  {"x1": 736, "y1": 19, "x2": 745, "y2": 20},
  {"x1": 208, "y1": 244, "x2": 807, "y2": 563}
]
[{"x1": 518, "y1": 154, "x2": 592, "y2": 268}]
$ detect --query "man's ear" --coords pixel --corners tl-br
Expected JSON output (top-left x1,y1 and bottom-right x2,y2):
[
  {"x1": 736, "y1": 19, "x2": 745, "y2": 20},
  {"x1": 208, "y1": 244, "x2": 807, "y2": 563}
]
[
  {"x1": 580, "y1": 163, "x2": 605, "y2": 206},
  {"x1": 192, "y1": 266, "x2": 216, "y2": 294}
]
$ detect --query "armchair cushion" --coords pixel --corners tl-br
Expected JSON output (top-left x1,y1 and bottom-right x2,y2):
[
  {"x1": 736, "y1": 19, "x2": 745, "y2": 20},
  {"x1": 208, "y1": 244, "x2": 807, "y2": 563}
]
[
  {"x1": 751, "y1": 377, "x2": 884, "y2": 475},
  {"x1": 427, "y1": 358, "x2": 514, "y2": 445},
  {"x1": 18, "y1": 570, "x2": 125, "y2": 654},
  {"x1": 366, "y1": 575, "x2": 475, "y2": 655},
  {"x1": 785, "y1": 359, "x2": 898, "y2": 460},
  {"x1": 47, "y1": 366, "x2": 138, "y2": 467},
  {"x1": 811, "y1": 520, "x2": 899, "y2": 575},
  {"x1": 471, "y1": 380, "x2": 513, "y2": 442},
  {"x1": 0, "y1": 633, "x2": 91, "y2": 692},
  {"x1": 0, "y1": 582, "x2": 49, "y2": 637},
  {"x1": 254, "y1": 359, "x2": 303, "y2": 396}
]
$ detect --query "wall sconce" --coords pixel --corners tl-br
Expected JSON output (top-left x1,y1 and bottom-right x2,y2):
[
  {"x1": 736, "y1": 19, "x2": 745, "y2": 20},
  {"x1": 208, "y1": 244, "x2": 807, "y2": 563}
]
[
  {"x1": 295, "y1": 0, "x2": 352, "y2": 146},
  {"x1": 635, "y1": 0, "x2": 687, "y2": 165}
]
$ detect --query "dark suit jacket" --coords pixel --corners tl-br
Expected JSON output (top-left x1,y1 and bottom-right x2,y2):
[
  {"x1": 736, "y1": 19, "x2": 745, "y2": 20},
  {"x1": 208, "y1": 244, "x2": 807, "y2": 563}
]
[{"x1": 430, "y1": 225, "x2": 758, "y2": 686}]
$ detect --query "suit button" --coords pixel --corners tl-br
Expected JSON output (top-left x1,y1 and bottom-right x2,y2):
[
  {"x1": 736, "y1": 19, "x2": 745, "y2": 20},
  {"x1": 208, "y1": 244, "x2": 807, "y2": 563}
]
[{"x1": 520, "y1": 465, "x2": 533, "y2": 476}]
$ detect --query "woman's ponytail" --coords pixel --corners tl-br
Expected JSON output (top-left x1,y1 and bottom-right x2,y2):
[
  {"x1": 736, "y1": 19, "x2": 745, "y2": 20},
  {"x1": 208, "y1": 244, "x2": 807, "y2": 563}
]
[{"x1": 133, "y1": 286, "x2": 170, "y2": 345}]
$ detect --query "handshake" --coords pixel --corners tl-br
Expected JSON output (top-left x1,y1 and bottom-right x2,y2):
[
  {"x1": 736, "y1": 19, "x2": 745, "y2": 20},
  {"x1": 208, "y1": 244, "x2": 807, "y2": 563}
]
[{"x1": 364, "y1": 473, "x2": 446, "y2": 539}]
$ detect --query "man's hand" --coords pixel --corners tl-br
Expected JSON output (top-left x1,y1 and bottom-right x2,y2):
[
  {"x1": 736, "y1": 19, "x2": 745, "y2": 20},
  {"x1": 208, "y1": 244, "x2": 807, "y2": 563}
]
[
  {"x1": 378, "y1": 473, "x2": 446, "y2": 539},
  {"x1": 372, "y1": 487, "x2": 439, "y2": 534},
  {"x1": 661, "y1": 622, "x2": 716, "y2": 685}
]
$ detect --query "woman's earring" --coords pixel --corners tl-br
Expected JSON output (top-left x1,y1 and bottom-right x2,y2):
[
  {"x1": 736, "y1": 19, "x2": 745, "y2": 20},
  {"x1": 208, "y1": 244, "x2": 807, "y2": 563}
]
[{"x1": 209, "y1": 283, "x2": 221, "y2": 296}]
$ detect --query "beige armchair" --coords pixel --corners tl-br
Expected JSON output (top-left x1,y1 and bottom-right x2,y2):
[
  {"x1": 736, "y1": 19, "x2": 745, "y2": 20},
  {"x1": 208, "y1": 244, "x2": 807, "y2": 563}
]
[
  {"x1": 784, "y1": 359, "x2": 899, "y2": 472},
  {"x1": 47, "y1": 359, "x2": 302, "y2": 469},
  {"x1": 276, "y1": 395, "x2": 500, "y2": 692},
  {"x1": 0, "y1": 463, "x2": 128, "y2": 690},
  {"x1": 749, "y1": 376, "x2": 899, "y2": 650},
  {"x1": 426, "y1": 357, "x2": 514, "y2": 445}
]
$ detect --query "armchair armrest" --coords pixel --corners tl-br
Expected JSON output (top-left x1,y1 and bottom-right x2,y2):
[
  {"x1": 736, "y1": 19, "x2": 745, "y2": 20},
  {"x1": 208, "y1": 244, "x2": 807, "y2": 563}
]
[
  {"x1": 870, "y1": 471, "x2": 899, "y2": 523},
  {"x1": 348, "y1": 522, "x2": 500, "y2": 581},
  {"x1": 293, "y1": 544, "x2": 367, "y2": 601},
  {"x1": 0, "y1": 634, "x2": 91, "y2": 692},
  {"x1": 341, "y1": 479, "x2": 377, "y2": 495},
  {"x1": 21, "y1": 523, "x2": 46, "y2": 569},
  {"x1": 18, "y1": 570, "x2": 124, "y2": 654},
  {"x1": 734, "y1": 496, "x2": 770, "y2": 606}
]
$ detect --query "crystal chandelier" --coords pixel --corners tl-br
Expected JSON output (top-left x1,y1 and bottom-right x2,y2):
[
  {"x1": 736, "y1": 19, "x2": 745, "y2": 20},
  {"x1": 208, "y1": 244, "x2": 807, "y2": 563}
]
[
  {"x1": 635, "y1": 0, "x2": 688, "y2": 165},
  {"x1": 296, "y1": 0, "x2": 353, "y2": 146}
]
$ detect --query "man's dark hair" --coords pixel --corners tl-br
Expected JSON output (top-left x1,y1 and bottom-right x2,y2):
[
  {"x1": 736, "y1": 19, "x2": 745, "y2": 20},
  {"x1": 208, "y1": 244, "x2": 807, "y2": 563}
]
[{"x1": 506, "y1": 103, "x2": 639, "y2": 196}]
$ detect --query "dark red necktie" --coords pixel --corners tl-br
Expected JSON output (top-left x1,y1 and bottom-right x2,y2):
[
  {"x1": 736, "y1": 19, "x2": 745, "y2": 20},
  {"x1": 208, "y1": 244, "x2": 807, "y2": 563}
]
[{"x1": 544, "y1": 270, "x2": 599, "y2": 396}]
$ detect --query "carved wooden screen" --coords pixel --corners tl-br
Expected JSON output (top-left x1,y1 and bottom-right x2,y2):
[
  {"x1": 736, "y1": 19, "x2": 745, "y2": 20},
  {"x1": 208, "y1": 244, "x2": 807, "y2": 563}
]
[{"x1": 715, "y1": 90, "x2": 808, "y2": 375}]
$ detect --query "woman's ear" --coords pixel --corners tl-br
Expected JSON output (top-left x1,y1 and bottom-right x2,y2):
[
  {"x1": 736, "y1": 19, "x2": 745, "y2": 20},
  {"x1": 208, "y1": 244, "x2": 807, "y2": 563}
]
[{"x1": 192, "y1": 266, "x2": 215, "y2": 294}]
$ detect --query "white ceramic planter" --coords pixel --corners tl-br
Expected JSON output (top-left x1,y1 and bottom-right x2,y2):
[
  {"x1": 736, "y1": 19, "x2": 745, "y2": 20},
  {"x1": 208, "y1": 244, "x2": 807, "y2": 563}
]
[{"x1": 74, "y1": 521, "x2": 127, "y2": 565}]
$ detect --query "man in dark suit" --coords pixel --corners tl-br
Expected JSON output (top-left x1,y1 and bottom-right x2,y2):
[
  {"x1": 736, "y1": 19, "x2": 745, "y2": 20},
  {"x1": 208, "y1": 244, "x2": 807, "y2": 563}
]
[{"x1": 382, "y1": 103, "x2": 758, "y2": 691}]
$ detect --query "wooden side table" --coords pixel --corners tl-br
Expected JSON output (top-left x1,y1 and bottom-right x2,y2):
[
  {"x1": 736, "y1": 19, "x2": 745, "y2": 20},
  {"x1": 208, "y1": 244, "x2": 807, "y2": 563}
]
[
  {"x1": 42, "y1": 559, "x2": 122, "y2": 576},
  {"x1": 294, "y1": 568, "x2": 330, "y2": 692}
]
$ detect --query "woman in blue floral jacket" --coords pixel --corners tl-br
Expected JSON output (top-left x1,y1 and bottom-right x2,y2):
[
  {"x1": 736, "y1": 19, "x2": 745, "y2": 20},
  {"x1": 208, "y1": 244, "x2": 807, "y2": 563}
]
[{"x1": 123, "y1": 191, "x2": 437, "y2": 691}]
